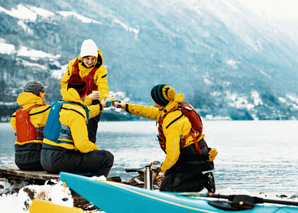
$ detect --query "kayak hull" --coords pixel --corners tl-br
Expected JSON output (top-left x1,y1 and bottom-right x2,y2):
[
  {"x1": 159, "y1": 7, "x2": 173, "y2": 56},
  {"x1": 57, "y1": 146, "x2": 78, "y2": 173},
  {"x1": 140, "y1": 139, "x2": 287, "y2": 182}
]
[{"x1": 59, "y1": 172, "x2": 298, "y2": 213}]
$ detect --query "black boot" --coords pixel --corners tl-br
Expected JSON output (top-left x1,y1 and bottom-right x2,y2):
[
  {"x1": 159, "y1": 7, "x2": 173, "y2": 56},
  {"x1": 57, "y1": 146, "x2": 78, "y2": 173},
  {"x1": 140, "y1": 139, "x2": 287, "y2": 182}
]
[
  {"x1": 107, "y1": 176, "x2": 122, "y2": 182},
  {"x1": 203, "y1": 172, "x2": 216, "y2": 193}
]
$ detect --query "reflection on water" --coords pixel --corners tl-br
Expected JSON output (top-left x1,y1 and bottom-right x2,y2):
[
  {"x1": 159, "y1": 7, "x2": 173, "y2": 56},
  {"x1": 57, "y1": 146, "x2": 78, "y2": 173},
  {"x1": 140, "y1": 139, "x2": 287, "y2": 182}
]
[{"x1": 1, "y1": 121, "x2": 297, "y2": 196}]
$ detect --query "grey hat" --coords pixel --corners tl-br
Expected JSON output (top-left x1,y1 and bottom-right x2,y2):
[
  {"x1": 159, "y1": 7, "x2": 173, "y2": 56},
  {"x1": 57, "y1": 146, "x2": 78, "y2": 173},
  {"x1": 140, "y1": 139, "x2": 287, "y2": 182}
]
[{"x1": 23, "y1": 80, "x2": 48, "y2": 96}]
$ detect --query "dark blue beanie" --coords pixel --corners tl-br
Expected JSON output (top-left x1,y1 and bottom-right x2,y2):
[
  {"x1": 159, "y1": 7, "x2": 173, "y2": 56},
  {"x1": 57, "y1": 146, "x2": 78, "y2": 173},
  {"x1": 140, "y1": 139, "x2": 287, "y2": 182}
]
[{"x1": 151, "y1": 84, "x2": 170, "y2": 106}]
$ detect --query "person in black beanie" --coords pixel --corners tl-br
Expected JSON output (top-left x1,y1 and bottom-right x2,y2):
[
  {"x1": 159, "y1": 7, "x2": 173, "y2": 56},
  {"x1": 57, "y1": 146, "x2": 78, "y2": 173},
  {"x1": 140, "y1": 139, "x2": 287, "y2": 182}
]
[{"x1": 115, "y1": 84, "x2": 217, "y2": 192}]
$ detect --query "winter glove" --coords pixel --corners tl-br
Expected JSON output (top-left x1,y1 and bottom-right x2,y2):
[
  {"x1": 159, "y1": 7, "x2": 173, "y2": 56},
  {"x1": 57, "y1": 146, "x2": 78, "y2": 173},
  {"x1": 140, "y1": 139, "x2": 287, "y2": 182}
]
[
  {"x1": 155, "y1": 167, "x2": 161, "y2": 173},
  {"x1": 207, "y1": 148, "x2": 218, "y2": 162}
]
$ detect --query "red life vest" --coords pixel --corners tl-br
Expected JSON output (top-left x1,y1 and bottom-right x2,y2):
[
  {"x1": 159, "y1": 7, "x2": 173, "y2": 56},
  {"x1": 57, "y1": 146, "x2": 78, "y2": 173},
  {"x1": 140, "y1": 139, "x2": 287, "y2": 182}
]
[
  {"x1": 157, "y1": 102, "x2": 208, "y2": 154},
  {"x1": 72, "y1": 59, "x2": 99, "y2": 95},
  {"x1": 15, "y1": 105, "x2": 44, "y2": 142}
]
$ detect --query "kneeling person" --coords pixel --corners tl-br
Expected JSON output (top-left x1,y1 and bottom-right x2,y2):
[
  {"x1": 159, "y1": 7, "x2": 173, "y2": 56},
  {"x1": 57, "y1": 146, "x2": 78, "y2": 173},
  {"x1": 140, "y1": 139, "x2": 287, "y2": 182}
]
[
  {"x1": 40, "y1": 74, "x2": 113, "y2": 177},
  {"x1": 115, "y1": 84, "x2": 217, "y2": 192}
]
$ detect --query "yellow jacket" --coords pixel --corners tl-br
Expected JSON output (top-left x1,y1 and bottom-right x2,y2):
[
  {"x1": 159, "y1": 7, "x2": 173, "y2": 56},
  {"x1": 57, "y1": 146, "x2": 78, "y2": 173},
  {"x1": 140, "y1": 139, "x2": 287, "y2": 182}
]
[
  {"x1": 10, "y1": 92, "x2": 51, "y2": 145},
  {"x1": 60, "y1": 50, "x2": 110, "y2": 100},
  {"x1": 43, "y1": 88, "x2": 103, "y2": 153},
  {"x1": 124, "y1": 93, "x2": 197, "y2": 173}
]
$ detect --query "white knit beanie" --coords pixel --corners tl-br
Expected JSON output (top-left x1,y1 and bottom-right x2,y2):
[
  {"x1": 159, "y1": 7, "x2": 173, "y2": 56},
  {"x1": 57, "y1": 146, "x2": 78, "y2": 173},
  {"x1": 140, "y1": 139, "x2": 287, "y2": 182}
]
[{"x1": 80, "y1": 39, "x2": 98, "y2": 58}]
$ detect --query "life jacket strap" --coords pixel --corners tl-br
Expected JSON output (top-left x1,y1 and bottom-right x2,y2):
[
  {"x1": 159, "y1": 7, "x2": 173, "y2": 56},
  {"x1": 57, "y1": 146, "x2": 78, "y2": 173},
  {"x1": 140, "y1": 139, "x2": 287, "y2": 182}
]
[
  {"x1": 189, "y1": 130, "x2": 202, "y2": 154},
  {"x1": 181, "y1": 129, "x2": 208, "y2": 155},
  {"x1": 72, "y1": 59, "x2": 99, "y2": 95},
  {"x1": 72, "y1": 59, "x2": 79, "y2": 74}
]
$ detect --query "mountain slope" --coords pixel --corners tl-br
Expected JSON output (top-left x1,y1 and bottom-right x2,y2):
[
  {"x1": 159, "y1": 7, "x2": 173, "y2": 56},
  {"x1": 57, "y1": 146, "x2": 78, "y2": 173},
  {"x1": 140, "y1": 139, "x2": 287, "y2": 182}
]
[{"x1": 0, "y1": 0, "x2": 297, "y2": 120}]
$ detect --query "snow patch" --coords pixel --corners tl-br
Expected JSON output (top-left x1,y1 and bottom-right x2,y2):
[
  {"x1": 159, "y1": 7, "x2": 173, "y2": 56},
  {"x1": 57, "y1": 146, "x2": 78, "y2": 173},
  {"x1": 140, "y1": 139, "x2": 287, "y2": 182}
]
[
  {"x1": 242, "y1": 36, "x2": 263, "y2": 52},
  {"x1": 17, "y1": 20, "x2": 34, "y2": 34},
  {"x1": 205, "y1": 115, "x2": 230, "y2": 120},
  {"x1": 58, "y1": 11, "x2": 101, "y2": 24},
  {"x1": 0, "y1": 5, "x2": 37, "y2": 21},
  {"x1": 112, "y1": 19, "x2": 139, "y2": 34},
  {"x1": 20, "y1": 60, "x2": 47, "y2": 70},
  {"x1": 51, "y1": 64, "x2": 67, "y2": 79},
  {"x1": 204, "y1": 78, "x2": 212, "y2": 85},
  {"x1": 1, "y1": 4, "x2": 100, "y2": 26},
  {"x1": 17, "y1": 46, "x2": 59, "y2": 60},
  {"x1": 279, "y1": 97, "x2": 286, "y2": 103},
  {"x1": 28, "y1": 6, "x2": 54, "y2": 18},
  {"x1": 227, "y1": 91, "x2": 254, "y2": 110},
  {"x1": 17, "y1": 181, "x2": 73, "y2": 212},
  {"x1": 221, "y1": 0, "x2": 242, "y2": 13},
  {"x1": 0, "y1": 193, "x2": 20, "y2": 213},
  {"x1": 0, "y1": 40, "x2": 16, "y2": 54},
  {"x1": 226, "y1": 59, "x2": 238, "y2": 69},
  {"x1": 251, "y1": 90, "x2": 263, "y2": 106},
  {"x1": 286, "y1": 94, "x2": 298, "y2": 104},
  {"x1": 259, "y1": 69, "x2": 271, "y2": 78}
]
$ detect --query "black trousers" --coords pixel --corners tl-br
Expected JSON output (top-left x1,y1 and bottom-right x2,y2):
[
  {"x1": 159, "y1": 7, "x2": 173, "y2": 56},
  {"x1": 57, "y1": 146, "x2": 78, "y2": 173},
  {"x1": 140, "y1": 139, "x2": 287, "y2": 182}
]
[
  {"x1": 160, "y1": 170, "x2": 206, "y2": 192},
  {"x1": 160, "y1": 145, "x2": 214, "y2": 192},
  {"x1": 87, "y1": 100, "x2": 101, "y2": 143},
  {"x1": 15, "y1": 150, "x2": 44, "y2": 171},
  {"x1": 40, "y1": 148, "x2": 114, "y2": 177}
]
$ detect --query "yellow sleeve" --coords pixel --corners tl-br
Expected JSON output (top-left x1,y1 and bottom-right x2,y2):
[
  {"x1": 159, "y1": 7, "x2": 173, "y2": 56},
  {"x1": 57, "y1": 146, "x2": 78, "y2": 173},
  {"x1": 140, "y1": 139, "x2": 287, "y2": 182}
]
[
  {"x1": 69, "y1": 112, "x2": 98, "y2": 153},
  {"x1": 60, "y1": 59, "x2": 76, "y2": 89},
  {"x1": 84, "y1": 96, "x2": 92, "y2": 106},
  {"x1": 10, "y1": 112, "x2": 16, "y2": 131},
  {"x1": 88, "y1": 104, "x2": 103, "y2": 119},
  {"x1": 94, "y1": 66, "x2": 110, "y2": 100},
  {"x1": 125, "y1": 104, "x2": 160, "y2": 120}
]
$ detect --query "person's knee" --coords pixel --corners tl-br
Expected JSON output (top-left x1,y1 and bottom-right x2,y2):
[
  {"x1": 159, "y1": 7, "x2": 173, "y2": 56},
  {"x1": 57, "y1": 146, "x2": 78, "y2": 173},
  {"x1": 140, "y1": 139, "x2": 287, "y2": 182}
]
[
  {"x1": 105, "y1": 150, "x2": 114, "y2": 167},
  {"x1": 159, "y1": 175, "x2": 172, "y2": 191}
]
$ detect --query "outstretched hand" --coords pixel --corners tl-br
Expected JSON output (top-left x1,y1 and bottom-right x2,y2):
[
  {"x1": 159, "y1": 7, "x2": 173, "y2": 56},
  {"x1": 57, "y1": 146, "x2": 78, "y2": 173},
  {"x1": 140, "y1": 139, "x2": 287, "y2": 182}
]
[
  {"x1": 113, "y1": 100, "x2": 125, "y2": 108},
  {"x1": 100, "y1": 98, "x2": 111, "y2": 107}
]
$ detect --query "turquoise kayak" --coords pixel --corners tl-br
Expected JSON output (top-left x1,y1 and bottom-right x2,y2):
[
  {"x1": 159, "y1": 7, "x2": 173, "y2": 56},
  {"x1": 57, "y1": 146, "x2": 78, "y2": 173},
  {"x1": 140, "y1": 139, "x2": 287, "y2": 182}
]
[{"x1": 60, "y1": 172, "x2": 298, "y2": 213}]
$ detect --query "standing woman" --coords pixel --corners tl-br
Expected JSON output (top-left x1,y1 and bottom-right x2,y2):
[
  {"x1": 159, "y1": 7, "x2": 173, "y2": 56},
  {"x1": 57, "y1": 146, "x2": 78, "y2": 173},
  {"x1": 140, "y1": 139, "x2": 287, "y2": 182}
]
[
  {"x1": 10, "y1": 80, "x2": 51, "y2": 171},
  {"x1": 60, "y1": 39, "x2": 111, "y2": 143}
]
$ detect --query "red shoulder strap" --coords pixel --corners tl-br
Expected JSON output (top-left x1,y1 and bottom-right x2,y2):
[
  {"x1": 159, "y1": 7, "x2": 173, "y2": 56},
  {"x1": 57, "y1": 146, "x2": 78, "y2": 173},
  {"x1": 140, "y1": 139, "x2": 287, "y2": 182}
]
[
  {"x1": 87, "y1": 66, "x2": 98, "y2": 78},
  {"x1": 25, "y1": 104, "x2": 42, "y2": 112},
  {"x1": 72, "y1": 59, "x2": 79, "y2": 75},
  {"x1": 72, "y1": 59, "x2": 98, "y2": 77}
]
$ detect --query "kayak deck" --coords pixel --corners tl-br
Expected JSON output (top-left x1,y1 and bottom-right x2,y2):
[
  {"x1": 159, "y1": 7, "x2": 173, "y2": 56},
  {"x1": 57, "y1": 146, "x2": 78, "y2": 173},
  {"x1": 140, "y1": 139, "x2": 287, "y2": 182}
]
[{"x1": 60, "y1": 172, "x2": 298, "y2": 213}]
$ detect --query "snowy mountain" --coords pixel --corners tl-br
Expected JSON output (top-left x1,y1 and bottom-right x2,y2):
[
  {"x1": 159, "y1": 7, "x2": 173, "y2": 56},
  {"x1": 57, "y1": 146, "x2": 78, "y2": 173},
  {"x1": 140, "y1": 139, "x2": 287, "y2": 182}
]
[{"x1": 0, "y1": 0, "x2": 298, "y2": 120}]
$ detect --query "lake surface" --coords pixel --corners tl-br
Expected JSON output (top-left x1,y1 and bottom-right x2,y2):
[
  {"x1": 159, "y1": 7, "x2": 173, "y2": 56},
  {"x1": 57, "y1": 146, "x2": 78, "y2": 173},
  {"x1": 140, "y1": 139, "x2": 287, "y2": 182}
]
[{"x1": 1, "y1": 120, "x2": 297, "y2": 197}]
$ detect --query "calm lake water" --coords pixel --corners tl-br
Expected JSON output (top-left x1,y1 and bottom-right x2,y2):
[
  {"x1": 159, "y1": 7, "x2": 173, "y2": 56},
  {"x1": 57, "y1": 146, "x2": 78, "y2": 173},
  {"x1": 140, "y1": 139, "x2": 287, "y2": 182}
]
[{"x1": 0, "y1": 120, "x2": 297, "y2": 197}]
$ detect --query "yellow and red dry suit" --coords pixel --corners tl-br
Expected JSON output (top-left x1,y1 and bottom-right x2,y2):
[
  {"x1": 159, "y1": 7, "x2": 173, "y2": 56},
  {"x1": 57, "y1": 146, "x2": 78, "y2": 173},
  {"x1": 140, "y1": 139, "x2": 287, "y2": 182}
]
[
  {"x1": 123, "y1": 93, "x2": 210, "y2": 173},
  {"x1": 60, "y1": 50, "x2": 110, "y2": 100},
  {"x1": 11, "y1": 92, "x2": 51, "y2": 151},
  {"x1": 40, "y1": 88, "x2": 114, "y2": 177}
]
